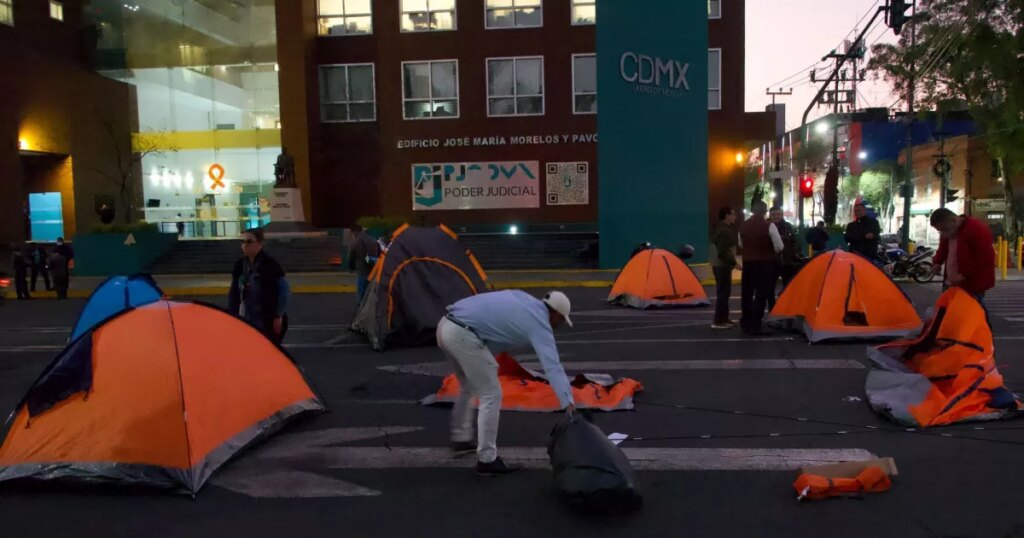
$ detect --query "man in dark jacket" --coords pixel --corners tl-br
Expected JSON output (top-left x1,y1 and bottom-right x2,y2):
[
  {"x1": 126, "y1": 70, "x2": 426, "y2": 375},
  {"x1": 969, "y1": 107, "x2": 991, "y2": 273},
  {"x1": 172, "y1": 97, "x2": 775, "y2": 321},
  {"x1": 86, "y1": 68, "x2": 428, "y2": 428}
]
[
  {"x1": 348, "y1": 225, "x2": 380, "y2": 304},
  {"x1": 806, "y1": 221, "x2": 830, "y2": 255},
  {"x1": 47, "y1": 250, "x2": 70, "y2": 300},
  {"x1": 228, "y1": 228, "x2": 291, "y2": 344},
  {"x1": 11, "y1": 246, "x2": 31, "y2": 300},
  {"x1": 28, "y1": 243, "x2": 52, "y2": 292},
  {"x1": 844, "y1": 204, "x2": 882, "y2": 260},
  {"x1": 770, "y1": 207, "x2": 800, "y2": 296},
  {"x1": 739, "y1": 200, "x2": 784, "y2": 335},
  {"x1": 930, "y1": 208, "x2": 995, "y2": 302},
  {"x1": 709, "y1": 207, "x2": 740, "y2": 329}
]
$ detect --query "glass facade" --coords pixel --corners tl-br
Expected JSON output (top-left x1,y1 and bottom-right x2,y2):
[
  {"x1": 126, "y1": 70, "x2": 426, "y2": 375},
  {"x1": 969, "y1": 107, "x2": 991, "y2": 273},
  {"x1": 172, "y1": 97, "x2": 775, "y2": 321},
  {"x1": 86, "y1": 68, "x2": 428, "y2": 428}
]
[{"x1": 90, "y1": 0, "x2": 281, "y2": 238}]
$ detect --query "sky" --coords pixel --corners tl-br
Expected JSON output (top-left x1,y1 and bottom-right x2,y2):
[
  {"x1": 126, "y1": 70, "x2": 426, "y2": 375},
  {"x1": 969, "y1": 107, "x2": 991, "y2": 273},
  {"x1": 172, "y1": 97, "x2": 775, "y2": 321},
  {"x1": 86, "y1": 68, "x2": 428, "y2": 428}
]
[{"x1": 745, "y1": 0, "x2": 899, "y2": 131}]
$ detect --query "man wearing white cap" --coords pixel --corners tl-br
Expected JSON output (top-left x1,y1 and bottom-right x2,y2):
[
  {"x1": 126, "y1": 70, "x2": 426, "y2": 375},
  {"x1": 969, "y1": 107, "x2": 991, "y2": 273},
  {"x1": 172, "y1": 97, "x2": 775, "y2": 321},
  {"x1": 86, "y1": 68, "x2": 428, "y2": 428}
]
[{"x1": 437, "y1": 290, "x2": 576, "y2": 476}]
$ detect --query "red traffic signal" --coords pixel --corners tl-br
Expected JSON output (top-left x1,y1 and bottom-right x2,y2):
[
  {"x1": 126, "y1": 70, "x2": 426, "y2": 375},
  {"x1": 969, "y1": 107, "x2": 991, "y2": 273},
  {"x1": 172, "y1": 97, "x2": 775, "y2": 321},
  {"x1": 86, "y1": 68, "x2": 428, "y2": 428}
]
[{"x1": 799, "y1": 175, "x2": 815, "y2": 198}]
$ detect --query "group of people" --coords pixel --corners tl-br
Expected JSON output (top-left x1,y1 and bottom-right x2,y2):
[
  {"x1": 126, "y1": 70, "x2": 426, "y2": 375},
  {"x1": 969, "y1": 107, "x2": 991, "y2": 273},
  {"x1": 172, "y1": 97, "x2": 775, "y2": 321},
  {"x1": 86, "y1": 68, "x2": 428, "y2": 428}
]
[{"x1": 8, "y1": 238, "x2": 74, "y2": 300}]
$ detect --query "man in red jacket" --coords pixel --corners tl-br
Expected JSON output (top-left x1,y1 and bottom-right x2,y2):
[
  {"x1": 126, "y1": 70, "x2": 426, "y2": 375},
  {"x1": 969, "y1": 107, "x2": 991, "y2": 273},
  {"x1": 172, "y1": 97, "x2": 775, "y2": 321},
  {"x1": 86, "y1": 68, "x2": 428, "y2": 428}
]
[{"x1": 930, "y1": 208, "x2": 995, "y2": 301}]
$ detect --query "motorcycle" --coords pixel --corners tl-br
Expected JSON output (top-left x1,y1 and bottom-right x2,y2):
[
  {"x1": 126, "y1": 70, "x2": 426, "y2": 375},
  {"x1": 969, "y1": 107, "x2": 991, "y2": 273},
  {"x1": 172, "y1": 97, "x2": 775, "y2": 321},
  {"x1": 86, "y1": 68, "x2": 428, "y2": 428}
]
[{"x1": 880, "y1": 246, "x2": 935, "y2": 283}]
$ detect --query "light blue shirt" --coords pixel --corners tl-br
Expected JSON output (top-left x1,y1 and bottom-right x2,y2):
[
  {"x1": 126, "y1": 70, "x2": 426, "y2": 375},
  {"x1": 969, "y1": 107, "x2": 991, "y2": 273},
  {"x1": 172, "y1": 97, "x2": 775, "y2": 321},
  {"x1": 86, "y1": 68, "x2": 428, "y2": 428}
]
[{"x1": 447, "y1": 290, "x2": 574, "y2": 408}]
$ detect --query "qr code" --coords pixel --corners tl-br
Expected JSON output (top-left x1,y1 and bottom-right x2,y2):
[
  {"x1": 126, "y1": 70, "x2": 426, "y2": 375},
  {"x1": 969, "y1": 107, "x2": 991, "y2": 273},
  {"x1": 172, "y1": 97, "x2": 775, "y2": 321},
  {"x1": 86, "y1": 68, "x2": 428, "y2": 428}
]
[{"x1": 545, "y1": 162, "x2": 589, "y2": 206}]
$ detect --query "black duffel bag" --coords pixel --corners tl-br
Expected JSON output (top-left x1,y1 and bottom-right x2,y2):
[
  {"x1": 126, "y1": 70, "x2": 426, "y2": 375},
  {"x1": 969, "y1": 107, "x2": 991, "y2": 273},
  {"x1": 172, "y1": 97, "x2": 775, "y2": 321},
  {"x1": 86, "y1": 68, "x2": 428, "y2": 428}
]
[{"x1": 547, "y1": 411, "x2": 642, "y2": 513}]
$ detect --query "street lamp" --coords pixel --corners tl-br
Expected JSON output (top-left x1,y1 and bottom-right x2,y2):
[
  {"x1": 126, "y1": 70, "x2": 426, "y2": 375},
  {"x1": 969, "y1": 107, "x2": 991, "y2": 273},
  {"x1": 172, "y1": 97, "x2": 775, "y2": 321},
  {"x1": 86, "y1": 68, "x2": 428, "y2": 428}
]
[
  {"x1": 815, "y1": 122, "x2": 829, "y2": 135},
  {"x1": 858, "y1": 151, "x2": 868, "y2": 160}
]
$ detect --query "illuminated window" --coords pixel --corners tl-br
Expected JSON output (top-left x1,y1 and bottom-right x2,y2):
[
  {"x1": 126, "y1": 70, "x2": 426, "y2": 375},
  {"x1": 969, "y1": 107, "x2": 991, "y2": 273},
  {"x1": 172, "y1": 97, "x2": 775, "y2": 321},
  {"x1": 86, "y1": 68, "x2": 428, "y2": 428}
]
[
  {"x1": 320, "y1": 64, "x2": 376, "y2": 122},
  {"x1": 402, "y1": 60, "x2": 459, "y2": 119},
  {"x1": 571, "y1": 0, "x2": 594, "y2": 25},
  {"x1": 401, "y1": 0, "x2": 455, "y2": 32},
  {"x1": 49, "y1": 1, "x2": 63, "y2": 21},
  {"x1": 318, "y1": 0, "x2": 372, "y2": 36},
  {"x1": 572, "y1": 54, "x2": 596, "y2": 115},
  {"x1": 708, "y1": 0, "x2": 721, "y2": 19},
  {"x1": 0, "y1": 0, "x2": 13, "y2": 26},
  {"x1": 487, "y1": 56, "x2": 544, "y2": 117},
  {"x1": 708, "y1": 49, "x2": 721, "y2": 110},
  {"x1": 485, "y1": 0, "x2": 542, "y2": 29}
]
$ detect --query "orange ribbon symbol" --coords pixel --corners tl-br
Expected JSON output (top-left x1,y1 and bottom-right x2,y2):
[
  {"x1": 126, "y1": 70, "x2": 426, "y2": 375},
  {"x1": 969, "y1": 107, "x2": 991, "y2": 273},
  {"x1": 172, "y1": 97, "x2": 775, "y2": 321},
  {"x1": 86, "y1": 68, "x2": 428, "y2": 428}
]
[{"x1": 208, "y1": 164, "x2": 226, "y2": 189}]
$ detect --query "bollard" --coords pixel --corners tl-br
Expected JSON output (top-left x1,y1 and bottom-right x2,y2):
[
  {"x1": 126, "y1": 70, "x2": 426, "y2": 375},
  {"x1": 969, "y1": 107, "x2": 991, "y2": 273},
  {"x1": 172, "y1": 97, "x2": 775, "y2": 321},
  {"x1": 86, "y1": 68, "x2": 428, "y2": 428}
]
[
  {"x1": 1003, "y1": 238, "x2": 1010, "y2": 281},
  {"x1": 807, "y1": 244, "x2": 813, "y2": 258},
  {"x1": 1017, "y1": 237, "x2": 1023, "y2": 272},
  {"x1": 1000, "y1": 238, "x2": 1008, "y2": 282}
]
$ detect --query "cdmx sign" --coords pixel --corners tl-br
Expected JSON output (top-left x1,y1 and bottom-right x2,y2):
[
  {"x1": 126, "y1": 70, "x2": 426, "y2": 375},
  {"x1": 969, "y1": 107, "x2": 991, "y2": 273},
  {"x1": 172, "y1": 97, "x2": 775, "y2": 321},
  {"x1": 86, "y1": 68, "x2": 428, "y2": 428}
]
[{"x1": 619, "y1": 52, "x2": 690, "y2": 97}]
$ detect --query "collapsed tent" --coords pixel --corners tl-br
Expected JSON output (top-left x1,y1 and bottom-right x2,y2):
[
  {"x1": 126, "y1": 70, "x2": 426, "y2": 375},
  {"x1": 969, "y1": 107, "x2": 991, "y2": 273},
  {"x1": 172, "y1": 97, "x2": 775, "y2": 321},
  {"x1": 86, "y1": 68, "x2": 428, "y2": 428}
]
[
  {"x1": 351, "y1": 224, "x2": 490, "y2": 350},
  {"x1": 866, "y1": 287, "x2": 1022, "y2": 427},
  {"x1": 0, "y1": 301, "x2": 325, "y2": 494},
  {"x1": 608, "y1": 248, "x2": 710, "y2": 309},
  {"x1": 421, "y1": 353, "x2": 643, "y2": 411},
  {"x1": 767, "y1": 250, "x2": 923, "y2": 342},
  {"x1": 71, "y1": 274, "x2": 163, "y2": 340}
]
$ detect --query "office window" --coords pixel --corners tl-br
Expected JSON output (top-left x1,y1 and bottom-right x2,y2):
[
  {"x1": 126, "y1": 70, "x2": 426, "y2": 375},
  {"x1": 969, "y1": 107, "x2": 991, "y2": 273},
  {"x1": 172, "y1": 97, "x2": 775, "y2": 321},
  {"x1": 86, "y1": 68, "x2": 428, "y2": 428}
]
[
  {"x1": 708, "y1": 49, "x2": 721, "y2": 110},
  {"x1": 403, "y1": 60, "x2": 459, "y2": 119},
  {"x1": 49, "y1": 1, "x2": 63, "y2": 21},
  {"x1": 318, "y1": 0, "x2": 372, "y2": 36},
  {"x1": 320, "y1": 64, "x2": 376, "y2": 122},
  {"x1": 487, "y1": 57, "x2": 544, "y2": 116},
  {"x1": 571, "y1": 0, "x2": 594, "y2": 25},
  {"x1": 0, "y1": 0, "x2": 13, "y2": 26},
  {"x1": 401, "y1": 0, "x2": 456, "y2": 32},
  {"x1": 485, "y1": 0, "x2": 542, "y2": 29},
  {"x1": 708, "y1": 0, "x2": 721, "y2": 19},
  {"x1": 572, "y1": 54, "x2": 596, "y2": 115}
]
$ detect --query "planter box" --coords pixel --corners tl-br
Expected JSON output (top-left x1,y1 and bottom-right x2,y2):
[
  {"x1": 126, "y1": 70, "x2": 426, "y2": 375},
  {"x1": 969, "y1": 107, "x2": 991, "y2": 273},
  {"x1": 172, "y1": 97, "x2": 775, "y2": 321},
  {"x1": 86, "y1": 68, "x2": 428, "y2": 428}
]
[{"x1": 71, "y1": 232, "x2": 178, "y2": 276}]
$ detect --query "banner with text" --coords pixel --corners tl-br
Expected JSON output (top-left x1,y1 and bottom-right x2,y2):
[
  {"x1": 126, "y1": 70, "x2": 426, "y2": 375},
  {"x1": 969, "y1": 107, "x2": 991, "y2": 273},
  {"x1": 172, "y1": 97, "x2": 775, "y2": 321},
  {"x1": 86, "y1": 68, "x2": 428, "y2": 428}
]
[{"x1": 412, "y1": 161, "x2": 540, "y2": 210}]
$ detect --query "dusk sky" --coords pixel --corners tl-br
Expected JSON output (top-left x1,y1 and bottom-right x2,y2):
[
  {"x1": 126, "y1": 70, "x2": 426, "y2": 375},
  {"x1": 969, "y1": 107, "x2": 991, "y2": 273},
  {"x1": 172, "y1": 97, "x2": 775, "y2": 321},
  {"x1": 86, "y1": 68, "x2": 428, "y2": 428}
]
[{"x1": 746, "y1": 0, "x2": 899, "y2": 130}]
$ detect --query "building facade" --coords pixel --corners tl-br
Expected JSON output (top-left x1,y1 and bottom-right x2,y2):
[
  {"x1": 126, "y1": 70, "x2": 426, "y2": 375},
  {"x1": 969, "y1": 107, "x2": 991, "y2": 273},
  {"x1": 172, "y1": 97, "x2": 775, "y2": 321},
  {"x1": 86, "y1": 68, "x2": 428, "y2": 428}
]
[{"x1": 277, "y1": 0, "x2": 773, "y2": 231}]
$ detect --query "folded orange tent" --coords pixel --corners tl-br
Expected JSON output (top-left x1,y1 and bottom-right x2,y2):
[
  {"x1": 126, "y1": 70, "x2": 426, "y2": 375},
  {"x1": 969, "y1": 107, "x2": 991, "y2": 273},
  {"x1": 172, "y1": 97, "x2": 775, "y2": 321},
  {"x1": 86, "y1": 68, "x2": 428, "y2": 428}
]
[
  {"x1": 767, "y1": 250, "x2": 922, "y2": 342},
  {"x1": 0, "y1": 301, "x2": 325, "y2": 494},
  {"x1": 866, "y1": 287, "x2": 1023, "y2": 427},
  {"x1": 608, "y1": 248, "x2": 709, "y2": 309},
  {"x1": 421, "y1": 353, "x2": 643, "y2": 412}
]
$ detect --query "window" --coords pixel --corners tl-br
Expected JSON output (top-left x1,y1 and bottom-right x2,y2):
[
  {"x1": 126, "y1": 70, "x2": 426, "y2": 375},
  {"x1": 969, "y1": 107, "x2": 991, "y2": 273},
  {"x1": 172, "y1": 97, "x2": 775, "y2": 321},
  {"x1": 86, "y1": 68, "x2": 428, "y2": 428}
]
[
  {"x1": 571, "y1": 0, "x2": 594, "y2": 25},
  {"x1": 0, "y1": 0, "x2": 12, "y2": 26},
  {"x1": 319, "y1": 64, "x2": 376, "y2": 122},
  {"x1": 401, "y1": 0, "x2": 456, "y2": 32},
  {"x1": 402, "y1": 60, "x2": 459, "y2": 119},
  {"x1": 708, "y1": 0, "x2": 721, "y2": 19},
  {"x1": 487, "y1": 57, "x2": 544, "y2": 116},
  {"x1": 572, "y1": 54, "x2": 596, "y2": 115},
  {"x1": 49, "y1": 1, "x2": 63, "y2": 21},
  {"x1": 485, "y1": 0, "x2": 542, "y2": 29},
  {"x1": 708, "y1": 49, "x2": 721, "y2": 110},
  {"x1": 317, "y1": 0, "x2": 372, "y2": 36}
]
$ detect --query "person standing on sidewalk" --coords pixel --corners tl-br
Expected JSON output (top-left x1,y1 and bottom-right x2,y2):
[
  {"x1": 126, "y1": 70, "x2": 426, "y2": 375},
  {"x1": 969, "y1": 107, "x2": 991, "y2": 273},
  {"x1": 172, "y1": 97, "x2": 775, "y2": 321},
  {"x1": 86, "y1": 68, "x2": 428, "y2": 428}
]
[
  {"x1": 348, "y1": 225, "x2": 379, "y2": 305},
  {"x1": 929, "y1": 208, "x2": 995, "y2": 302},
  {"x1": 28, "y1": 243, "x2": 52, "y2": 292},
  {"x1": 709, "y1": 206, "x2": 740, "y2": 329},
  {"x1": 806, "y1": 221, "x2": 830, "y2": 255},
  {"x1": 47, "y1": 248, "x2": 70, "y2": 300},
  {"x1": 844, "y1": 204, "x2": 882, "y2": 261},
  {"x1": 229, "y1": 228, "x2": 291, "y2": 344},
  {"x1": 437, "y1": 290, "x2": 576, "y2": 476},
  {"x1": 11, "y1": 246, "x2": 31, "y2": 300},
  {"x1": 739, "y1": 200, "x2": 784, "y2": 336}
]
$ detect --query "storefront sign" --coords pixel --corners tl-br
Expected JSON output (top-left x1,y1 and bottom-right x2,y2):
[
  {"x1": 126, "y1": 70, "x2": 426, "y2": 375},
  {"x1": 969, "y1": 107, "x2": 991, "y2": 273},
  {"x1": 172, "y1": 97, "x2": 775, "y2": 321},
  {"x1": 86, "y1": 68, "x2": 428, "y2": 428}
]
[
  {"x1": 397, "y1": 133, "x2": 597, "y2": 150},
  {"x1": 546, "y1": 162, "x2": 590, "y2": 206},
  {"x1": 412, "y1": 161, "x2": 540, "y2": 210}
]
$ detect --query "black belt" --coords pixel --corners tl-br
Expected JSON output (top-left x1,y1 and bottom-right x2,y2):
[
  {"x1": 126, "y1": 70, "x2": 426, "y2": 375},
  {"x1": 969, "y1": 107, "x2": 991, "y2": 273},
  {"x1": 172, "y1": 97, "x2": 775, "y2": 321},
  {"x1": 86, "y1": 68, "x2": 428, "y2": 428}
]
[{"x1": 445, "y1": 314, "x2": 477, "y2": 336}]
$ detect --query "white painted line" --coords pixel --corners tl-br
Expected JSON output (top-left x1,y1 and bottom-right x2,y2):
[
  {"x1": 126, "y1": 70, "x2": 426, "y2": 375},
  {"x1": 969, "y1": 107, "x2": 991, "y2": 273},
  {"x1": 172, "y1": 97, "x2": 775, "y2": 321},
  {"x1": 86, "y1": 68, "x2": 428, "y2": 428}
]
[
  {"x1": 213, "y1": 469, "x2": 381, "y2": 498},
  {"x1": 559, "y1": 337, "x2": 797, "y2": 344},
  {"x1": 379, "y1": 358, "x2": 864, "y2": 376}
]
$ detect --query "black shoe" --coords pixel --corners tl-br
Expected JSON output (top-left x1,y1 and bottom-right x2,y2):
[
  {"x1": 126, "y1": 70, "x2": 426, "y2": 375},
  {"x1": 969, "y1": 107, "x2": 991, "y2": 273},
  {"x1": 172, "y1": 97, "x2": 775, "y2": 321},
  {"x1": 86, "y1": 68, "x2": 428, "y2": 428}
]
[
  {"x1": 476, "y1": 457, "x2": 523, "y2": 476},
  {"x1": 450, "y1": 441, "x2": 476, "y2": 457}
]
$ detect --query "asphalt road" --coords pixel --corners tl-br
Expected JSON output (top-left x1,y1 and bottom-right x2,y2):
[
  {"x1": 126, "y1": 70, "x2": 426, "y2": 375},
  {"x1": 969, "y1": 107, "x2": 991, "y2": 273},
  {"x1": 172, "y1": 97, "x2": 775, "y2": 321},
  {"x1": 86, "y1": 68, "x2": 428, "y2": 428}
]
[{"x1": 1, "y1": 282, "x2": 1024, "y2": 538}]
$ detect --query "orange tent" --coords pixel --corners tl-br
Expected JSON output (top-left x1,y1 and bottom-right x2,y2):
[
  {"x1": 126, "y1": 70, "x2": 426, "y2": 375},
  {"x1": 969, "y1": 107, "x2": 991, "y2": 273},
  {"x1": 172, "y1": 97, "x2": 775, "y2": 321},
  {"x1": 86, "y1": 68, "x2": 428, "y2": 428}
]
[
  {"x1": 608, "y1": 248, "x2": 710, "y2": 309},
  {"x1": 866, "y1": 287, "x2": 1023, "y2": 427},
  {"x1": 767, "y1": 250, "x2": 923, "y2": 342},
  {"x1": 0, "y1": 301, "x2": 325, "y2": 494},
  {"x1": 422, "y1": 353, "x2": 643, "y2": 412}
]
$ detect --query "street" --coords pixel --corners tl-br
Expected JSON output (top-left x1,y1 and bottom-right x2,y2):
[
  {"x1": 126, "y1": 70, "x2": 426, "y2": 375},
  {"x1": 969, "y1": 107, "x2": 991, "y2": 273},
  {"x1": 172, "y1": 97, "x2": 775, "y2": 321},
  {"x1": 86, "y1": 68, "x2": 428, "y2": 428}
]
[{"x1": 1, "y1": 282, "x2": 1024, "y2": 538}]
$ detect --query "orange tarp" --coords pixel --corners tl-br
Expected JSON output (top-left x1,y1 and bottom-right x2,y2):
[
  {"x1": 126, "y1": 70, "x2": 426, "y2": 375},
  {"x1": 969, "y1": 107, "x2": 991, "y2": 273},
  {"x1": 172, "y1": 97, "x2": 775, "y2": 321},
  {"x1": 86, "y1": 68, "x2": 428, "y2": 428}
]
[
  {"x1": 422, "y1": 353, "x2": 643, "y2": 412},
  {"x1": 768, "y1": 250, "x2": 922, "y2": 342},
  {"x1": 609, "y1": 249, "x2": 709, "y2": 309}
]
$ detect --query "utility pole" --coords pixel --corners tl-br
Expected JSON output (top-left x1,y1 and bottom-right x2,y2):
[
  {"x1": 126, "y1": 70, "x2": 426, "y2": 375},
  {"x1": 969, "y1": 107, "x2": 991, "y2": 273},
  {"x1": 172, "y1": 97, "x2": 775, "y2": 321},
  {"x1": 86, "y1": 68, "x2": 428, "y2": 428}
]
[
  {"x1": 937, "y1": 110, "x2": 948, "y2": 208},
  {"x1": 766, "y1": 87, "x2": 793, "y2": 108},
  {"x1": 900, "y1": 0, "x2": 917, "y2": 252}
]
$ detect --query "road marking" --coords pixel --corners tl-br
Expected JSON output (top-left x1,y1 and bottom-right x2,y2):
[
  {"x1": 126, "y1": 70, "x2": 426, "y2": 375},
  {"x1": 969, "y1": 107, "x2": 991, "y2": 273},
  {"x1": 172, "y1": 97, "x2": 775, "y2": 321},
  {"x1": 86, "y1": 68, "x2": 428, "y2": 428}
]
[
  {"x1": 558, "y1": 337, "x2": 797, "y2": 344},
  {"x1": 379, "y1": 358, "x2": 865, "y2": 376},
  {"x1": 211, "y1": 427, "x2": 878, "y2": 498}
]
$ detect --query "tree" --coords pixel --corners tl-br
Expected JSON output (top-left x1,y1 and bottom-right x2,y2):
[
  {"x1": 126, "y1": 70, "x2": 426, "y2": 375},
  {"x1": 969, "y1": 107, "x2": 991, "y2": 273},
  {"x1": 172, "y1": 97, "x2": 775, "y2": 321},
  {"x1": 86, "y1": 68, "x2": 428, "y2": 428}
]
[{"x1": 867, "y1": 0, "x2": 1024, "y2": 236}]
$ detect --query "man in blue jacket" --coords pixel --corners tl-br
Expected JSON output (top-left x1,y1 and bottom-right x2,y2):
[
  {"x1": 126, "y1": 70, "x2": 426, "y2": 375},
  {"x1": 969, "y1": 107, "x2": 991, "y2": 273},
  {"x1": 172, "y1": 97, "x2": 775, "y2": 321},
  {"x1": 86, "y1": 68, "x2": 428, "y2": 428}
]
[{"x1": 438, "y1": 290, "x2": 576, "y2": 476}]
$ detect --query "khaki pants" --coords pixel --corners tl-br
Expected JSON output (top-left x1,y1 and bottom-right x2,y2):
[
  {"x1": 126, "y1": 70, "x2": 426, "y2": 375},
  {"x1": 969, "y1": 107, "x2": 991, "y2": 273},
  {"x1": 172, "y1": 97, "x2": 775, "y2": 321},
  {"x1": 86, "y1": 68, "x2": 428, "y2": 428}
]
[{"x1": 436, "y1": 317, "x2": 502, "y2": 463}]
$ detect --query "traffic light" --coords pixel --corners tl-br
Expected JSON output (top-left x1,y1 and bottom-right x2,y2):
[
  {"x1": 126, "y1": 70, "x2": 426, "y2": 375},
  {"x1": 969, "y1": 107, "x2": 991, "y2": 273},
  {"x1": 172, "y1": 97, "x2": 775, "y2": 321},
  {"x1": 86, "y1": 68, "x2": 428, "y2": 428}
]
[
  {"x1": 946, "y1": 188, "x2": 960, "y2": 203},
  {"x1": 799, "y1": 175, "x2": 815, "y2": 198},
  {"x1": 887, "y1": 0, "x2": 912, "y2": 35}
]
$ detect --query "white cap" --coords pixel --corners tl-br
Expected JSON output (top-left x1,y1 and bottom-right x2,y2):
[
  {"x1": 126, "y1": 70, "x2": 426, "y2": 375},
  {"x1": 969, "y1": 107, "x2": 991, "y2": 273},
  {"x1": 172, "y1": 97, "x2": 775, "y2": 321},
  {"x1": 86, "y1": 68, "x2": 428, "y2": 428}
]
[{"x1": 542, "y1": 291, "x2": 573, "y2": 327}]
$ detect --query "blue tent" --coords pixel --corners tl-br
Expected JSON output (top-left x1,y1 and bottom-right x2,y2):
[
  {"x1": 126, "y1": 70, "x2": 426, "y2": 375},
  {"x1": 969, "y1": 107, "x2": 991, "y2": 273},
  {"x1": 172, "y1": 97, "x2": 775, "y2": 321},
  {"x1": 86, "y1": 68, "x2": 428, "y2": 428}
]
[{"x1": 70, "y1": 275, "x2": 163, "y2": 341}]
